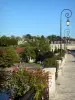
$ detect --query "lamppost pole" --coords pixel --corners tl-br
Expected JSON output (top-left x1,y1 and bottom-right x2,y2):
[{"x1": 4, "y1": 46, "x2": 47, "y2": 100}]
[{"x1": 60, "y1": 9, "x2": 72, "y2": 58}]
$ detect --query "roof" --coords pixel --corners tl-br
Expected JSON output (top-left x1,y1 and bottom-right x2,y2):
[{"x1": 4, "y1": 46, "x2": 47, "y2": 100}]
[{"x1": 16, "y1": 48, "x2": 24, "y2": 53}]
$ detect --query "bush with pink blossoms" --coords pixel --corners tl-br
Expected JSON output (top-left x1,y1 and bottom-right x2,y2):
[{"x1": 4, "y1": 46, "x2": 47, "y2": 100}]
[{"x1": 6, "y1": 67, "x2": 48, "y2": 100}]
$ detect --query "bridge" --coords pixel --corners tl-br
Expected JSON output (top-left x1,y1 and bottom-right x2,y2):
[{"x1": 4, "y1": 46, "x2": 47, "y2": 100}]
[
  {"x1": 51, "y1": 43, "x2": 75, "y2": 51},
  {"x1": 67, "y1": 44, "x2": 75, "y2": 50}
]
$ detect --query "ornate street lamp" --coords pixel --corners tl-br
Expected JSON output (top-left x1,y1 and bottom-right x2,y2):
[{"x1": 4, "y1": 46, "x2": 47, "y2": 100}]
[
  {"x1": 60, "y1": 9, "x2": 72, "y2": 58},
  {"x1": 64, "y1": 29, "x2": 70, "y2": 50}
]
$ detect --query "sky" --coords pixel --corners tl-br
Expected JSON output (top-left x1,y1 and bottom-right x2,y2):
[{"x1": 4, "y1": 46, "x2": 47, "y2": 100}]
[{"x1": 0, "y1": 0, "x2": 75, "y2": 37}]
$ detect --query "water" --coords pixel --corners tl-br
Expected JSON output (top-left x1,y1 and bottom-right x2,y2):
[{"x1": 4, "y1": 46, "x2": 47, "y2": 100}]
[{"x1": 0, "y1": 91, "x2": 9, "y2": 100}]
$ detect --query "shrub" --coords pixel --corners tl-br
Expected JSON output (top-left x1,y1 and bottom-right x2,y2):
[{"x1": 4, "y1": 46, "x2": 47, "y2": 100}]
[
  {"x1": 43, "y1": 51, "x2": 54, "y2": 59},
  {"x1": 5, "y1": 67, "x2": 48, "y2": 100},
  {"x1": 54, "y1": 49, "x2": 66, "y2": 60},
  {"x1": 35, "y1": 51, "x2": 54, "y2": 63},
  {"x1": 55, "y1": 55, "x2": 62, "y2": 60},
  {"x1": 0, "y1": 71, "x2": 7, "y2": 89},
  {"x1": 42, "y1": 57, "x2": 59, "y2": 80},
  {"x1": 58, "y1": 49, "x2": 66, "y2": 57},
  {"x1": 61, "y1": 49, "x2": 66, "y2": 57},
  {"x1": 42, "y1": 57, "x2": 58, "y2": 68},
  {"x1": 54, "y1": 47, "x2": 58, "y2": 54}
]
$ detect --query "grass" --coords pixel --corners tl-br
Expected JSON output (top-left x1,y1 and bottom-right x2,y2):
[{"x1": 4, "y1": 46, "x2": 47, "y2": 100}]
[{"x1": 20, "y1": 62, "x2": 41, "y2": 69}]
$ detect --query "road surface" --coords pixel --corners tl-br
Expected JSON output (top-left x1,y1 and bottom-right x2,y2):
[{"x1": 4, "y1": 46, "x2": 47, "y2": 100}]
[{"x1": 51, "y1": 54, "x2": 75, "y2": 100}]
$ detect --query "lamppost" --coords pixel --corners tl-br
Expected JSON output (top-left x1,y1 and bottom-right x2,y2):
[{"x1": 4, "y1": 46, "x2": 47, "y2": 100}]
[
  {"x1": 60, "y1": 9, "x2": 72, "y2": 58},
  {"x1": 64, "y1": 29, "x2": 70, "y2": 50}
]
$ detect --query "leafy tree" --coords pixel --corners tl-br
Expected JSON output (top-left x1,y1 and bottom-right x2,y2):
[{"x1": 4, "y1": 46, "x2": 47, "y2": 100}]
[
  {"x1": 47, "y1": 35, "x2": 57, "y2": 41},
  {"x1": 10, "y1": 36, "x2": 18, "y2": 46},
  {"x1": 0, "y1": 35, "x2": 18, "y2": 46},
  {"x1": 19, "y1": 35, "x2": 50, "y2": 62},
  {"x1": 22, "y1": 34, "x2": 32, "y2": 42},
  {"x1": 20, "y1": 42, "x2": 36, "y2": 62},
  {"x1": 38, "y1": 37, "x2": 50, "y2": 54},
  {"x1": 16, "y1": 36, "x2": 21, "y2": 41},
  {"x1": 25, "y1": 34, "x2": 32, "y2": 39},
  {"x1": 47, "y1": 35, "x2": 61, "y2": 42},
  {"x1": 0, "y1": 36, "x2": 8, "y2": 46},
  {"x1": 0, "y1": 47, "x2": 20, "y2": 67}
]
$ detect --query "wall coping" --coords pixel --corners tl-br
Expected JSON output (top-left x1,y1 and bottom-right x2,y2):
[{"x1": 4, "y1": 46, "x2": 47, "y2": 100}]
[{"x1": 43, "y1": 68, "x2": 56, "y2": 74}]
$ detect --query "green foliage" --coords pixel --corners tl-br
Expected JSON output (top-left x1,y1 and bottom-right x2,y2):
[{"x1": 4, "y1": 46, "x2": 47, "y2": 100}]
[
  {"x1": 44, "y1": 51, "x2": 54, "y2": 59},
  {"x1": 54, "y1": 49, "x2": 66, "y2": 60},
  {"x1": 43, "y1": 57, "x2": 59, "y2": 80},
  {"x1": 20, "y1": 43, "x2": 36, "y2": 62},
  {"x1": 43, "y1": 57, "x2": 58, "y2": 68},
  {"x1": 6, "y1": 68, "x2": 48, "y2": 100},
  {"x1": 0, "y1": 47, "x2": 19, "y2": 67},
  {"x1": 47, "y1": 35, "x2": 61, "y2": 42},
  {"x1": 20, "y1": 35, "x2": 50, "y2": 62},
  {"x1": 55, "y1": 55, "x2": 62, "y2": 60},
  {"x1": 38, "y1": 37, "x2": 50, "y2": 54},
  {"x1": 0, "y1": 35, "x2": 18, "y2": 46},
  {"x1": 61, "y1": 49, "x2": 66, "y2": 57},
  {"x1": 47, "y1": 35, "x2": 57, "y2": 41},
  {"x1": 54, "y1": 46, "x2": 58, "y2": 54},
  {"x1": 0, "y1": 71, "x2": 7, "y2": 89}
]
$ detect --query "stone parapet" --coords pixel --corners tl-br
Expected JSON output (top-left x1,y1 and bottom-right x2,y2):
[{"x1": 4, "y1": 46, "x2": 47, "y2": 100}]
[{"x1": 43, "y1": 68, "x2": 56, "y2": 99}]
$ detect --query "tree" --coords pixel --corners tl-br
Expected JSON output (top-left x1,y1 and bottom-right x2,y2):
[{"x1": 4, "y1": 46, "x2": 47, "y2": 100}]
[
  {"x1": 16, "y1": 36, "x2": 21, "y2": 41},
  {"x1": 22, "y1": 34, "x2": 32, "y2": 42},
  {"x1": 0, "y1": 35, "x2": 18, "y2": 47},
  {"x1": 47, "y1": 35, "x2": 58, "y2": 41},
  {"x1": 20, "y1": 43, "x2": 36, "y2": 62},
  {"x1": 0, "y1": 47, "x2": 20, "y2": 67},
  {"x1": 19, "y1": 35, "x2": 51, "y2": 62},
  {"x1": 38, "y1": 37, "x2": 50, "y2": 54},
  {"x1": 10, "y1": 36, "x2": 18, "y2": 46},
  {"x1": 0, "y1": 35, "x2": 9, "y2": 46}
]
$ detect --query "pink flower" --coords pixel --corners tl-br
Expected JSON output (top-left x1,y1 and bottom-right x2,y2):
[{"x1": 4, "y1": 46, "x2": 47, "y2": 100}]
[
  {"x1": 14, "y1": 68, "x2": 19, "y2": 72},
  {"x1": 28, "y1": 69, "x2": 33, "y2": 73},
  {"x1": 11, "y1": 67, "x2": 19, "y2": 73},
  {"x1": 25, "y1": 67, "x2": 28, "y2": 71},
  {"x1": 32, "y1": 70, "x2": 35, "y2": 73}
]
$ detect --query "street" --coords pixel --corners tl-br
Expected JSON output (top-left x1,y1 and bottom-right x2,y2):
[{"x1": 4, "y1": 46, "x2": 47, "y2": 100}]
[{"x1": 51, "y1": 54, "x2": 75, "y2": 100}]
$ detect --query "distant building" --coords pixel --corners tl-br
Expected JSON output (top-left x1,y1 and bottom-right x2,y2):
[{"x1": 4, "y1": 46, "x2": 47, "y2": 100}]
[
  {"x1": 18, "y1": 39, "x2": 27, "y2": 45},
  {"x1": 50, "y1": 38, "x2": 65, "y2": 44}
]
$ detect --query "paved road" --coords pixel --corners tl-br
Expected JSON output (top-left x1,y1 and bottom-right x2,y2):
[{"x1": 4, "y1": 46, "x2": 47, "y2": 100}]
[{"x1": 51, "y1": 54, "x2": 75, "y2": 100}]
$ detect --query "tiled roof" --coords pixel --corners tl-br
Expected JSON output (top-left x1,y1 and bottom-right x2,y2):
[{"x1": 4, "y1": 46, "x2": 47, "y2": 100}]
[{"x1": 16, "y1": 48, "x2": 24, "y2": 53}]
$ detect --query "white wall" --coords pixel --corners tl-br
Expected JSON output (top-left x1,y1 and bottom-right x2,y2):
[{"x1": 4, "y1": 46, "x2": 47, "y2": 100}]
[
  {"x1": 43, "y1": 68, "x2": 56, "y2": 99},
  {"x1": 50, "y1": 43, "x2": 75, "y2": 51},
  {"x1": 51, "y1": 44, "x2": 65, "y2": 51},
  {"x1": 67, "y1": 44, "x2": 75, "y2": 50}
]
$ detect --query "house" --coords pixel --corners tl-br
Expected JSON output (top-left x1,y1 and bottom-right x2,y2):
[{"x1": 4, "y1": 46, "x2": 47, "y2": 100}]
[{"x1": 18, "y1": 39, "x2": 27, "y2": 45}]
